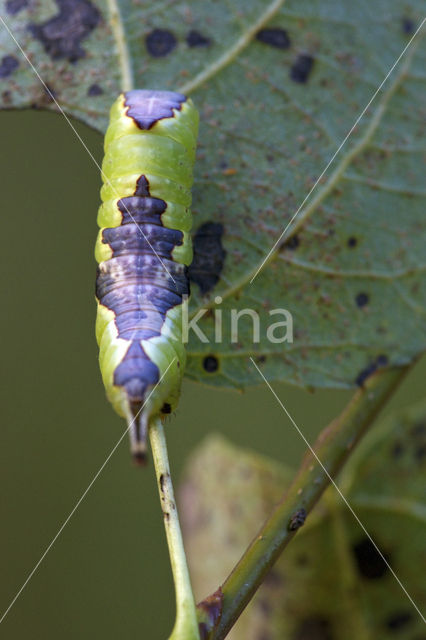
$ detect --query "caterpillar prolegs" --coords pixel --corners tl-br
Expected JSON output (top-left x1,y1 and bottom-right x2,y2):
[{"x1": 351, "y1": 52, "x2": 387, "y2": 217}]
[{"x1": 95, "y1": 91, "x2": 199, "y2": 463}]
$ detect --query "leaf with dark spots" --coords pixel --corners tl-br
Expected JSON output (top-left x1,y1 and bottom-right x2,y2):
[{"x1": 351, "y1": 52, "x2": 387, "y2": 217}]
[
  {"x1": 28, "y1": 0, "x2": 101, "y2": 63},
  {"x1": 180, "y1": 399, "x2": 426, "y2": 639},
  {"x1": 280, "y1": 234, "x2": 300, "y2": 251},
  {"x1": 42, "y1": 83, "x2": 57, "y2": 101},
  {"x1": 0, "y1": 54, "x2": 18, "y2": 77},
  {"x1": 5, "y1": 0, "x2": 28, "y2": 15},
  {"x1": 355, "y1": 292, "x2": 369, "y2": 308},
  {"x1": 256, "y1": 27, "x2": 290, "y2": 49},
  {"x1": 29, "y1": 83, "x2": 57, "y2": 109},
  {"x1": 293, "y1": 616, "x2": 334, "y2": 640},
  {"x1": 87, "y1": 83, "x2": 103, "y2": 96},
  {"x1": 414, "y1": 444, "x2": 426, "y2": 462},
  {"x1": 391, "y1": 441, "x2": 404, "y2": 458},
  {"x1": 290, "y1": 54, "x2": 315, "y2": 83},
  {"x1": 411, "y1": 422, "x2": 426, "y2": 437},
  {"x1": 145, "y1": 29, "x2": 177, "y2": 57},
  {"x1": 401, "y1": 17, "x2": 416, "y2": 35},
  {"x1": 189, "y1": 222, "x2": 226, "y2": 295},
  {"x1": 376, "y1": 354, "x2": 389, "y2": 367},
  {"x1": 186, "y1": 30, "x2": 211, "y2": 48},
  {"x1": 203, "y1": 355, "x2": 219, "y2": 373},
  {"x1": 352, "y1": 537, "x2": 390, "y2": 579},
  {"x1": 179, "y1": 436, "x2": 293, "y2": 640},
  {"x1": 355, "y1": 362, "x2": 377, "y2": 386},
  {"x1": 0, "y1": 0, "x2": 425, "y2": 390},
  {"x1": 355, "y1": 354, "x2": 388, "y2": 387},
  {"x1": 385, "y1": 611, "x2": 413, "y2": 631}
]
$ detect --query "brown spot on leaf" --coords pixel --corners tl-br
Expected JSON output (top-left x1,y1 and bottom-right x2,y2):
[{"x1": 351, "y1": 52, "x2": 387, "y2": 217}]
[
  {"x1": 411, "y1": 422, "x2": 426, "y2": 438},
  {"x1": 355, "y1": 354, "x2": 388, "y2": 387},
  {"x1": 355, "y1": 292, "x2": 369, "y2": 307},
  {"x1": 203, "y1": 355, "x2": 219, "y2": 373},
  {"x1": 386, "y1": 611, "x2": 413, "y2": 631},
  {"x1": 376, "y1": 354, "x2": 389, "y2": 367},
  {"x1": 290, "y1": 54, "x2": 314, "y2": 83},
  {"x1": 2, "y1": 90, "x2": 12, "y2": 105},
  {"x1": 415, "y1": 444, "x2": 426, "y2": 462},
  {"x1": 352, "y1": 537, "x2": 390, "y2": 579},
  {"x1": 280, "y1": 234, "x2": 300, "y2": 250},
  {"x1": 186, "y1": 30, "x2": 211, "y2": 47},
  {"x1": 6, "y1": 0, "x2": 28, "y2": 14},
  {"x1": 391, "y1": 441, "x2": 404, "y2": 458},
  {"x1": 146, "y1": 29, "x2": 177, "y2": 57},
  {"x1": 29, "y1": 0, "x2": 101, "y2": 63},
  {"x1": 189, "y1": 222, "x2": 226, "y2": 294},
  {"x1": 296, "y1": 553, "x2": 309, "y2": 566},
  {"x1": 0, "y1": 55, "x2": 19, "y2": 78},
  {"x1": 87, "y1": 83, "x2": 103, "y2": 96},
  {"x1": 256, "y1": 27, "x2": 291, "y2": 49},
  {"x1": 293, "y1": 616, "x2": 334, "y2": 640},
  {"x1": 31, "y1": 83, "x2": 57, "y2": 108},
  {"x1": 401, "y1": 17, "x2": 416, "y2": 34}
]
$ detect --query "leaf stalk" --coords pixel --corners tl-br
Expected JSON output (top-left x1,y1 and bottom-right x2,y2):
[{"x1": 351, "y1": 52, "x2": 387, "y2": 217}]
[
  {"x1": 199, "y1": 365, "x2": 411, "y2": 639},
  {"x1": 150, "y1": 417, "x2": 200, "y2": 640}
]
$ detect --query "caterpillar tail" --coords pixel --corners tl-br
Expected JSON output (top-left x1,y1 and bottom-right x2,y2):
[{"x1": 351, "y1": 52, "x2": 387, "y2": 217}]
[{"x1": 128, "y1": 405, "x2": 149, "y2": 466}]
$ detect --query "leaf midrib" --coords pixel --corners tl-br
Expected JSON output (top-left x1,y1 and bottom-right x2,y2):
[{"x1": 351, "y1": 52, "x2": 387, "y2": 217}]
[
  {"x1": 190, "y1": 41, "x2": 420, "y2": 318},
  {"x1": 107, "y1": 0, "x2": 134, "y2": 92}
]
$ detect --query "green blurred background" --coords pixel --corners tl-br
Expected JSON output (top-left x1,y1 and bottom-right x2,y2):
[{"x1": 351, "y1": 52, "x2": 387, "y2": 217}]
[{"x1": 0, "y1": 110, "x2": 424, "y2": 639}]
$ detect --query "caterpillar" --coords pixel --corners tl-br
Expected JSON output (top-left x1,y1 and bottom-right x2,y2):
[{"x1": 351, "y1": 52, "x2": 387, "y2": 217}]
[{"x1": 95, "y1": 90, "x2": 199, "y2": 463}]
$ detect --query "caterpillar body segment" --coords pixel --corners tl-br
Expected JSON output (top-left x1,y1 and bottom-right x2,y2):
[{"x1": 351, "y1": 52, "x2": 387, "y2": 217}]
[{"x1": 95, "y1": 90, "x2": 199, "y2": 463}]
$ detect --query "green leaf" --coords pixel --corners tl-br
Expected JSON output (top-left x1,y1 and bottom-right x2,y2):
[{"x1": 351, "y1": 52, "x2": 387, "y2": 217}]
[
  {"x1": 0, "y1": 0, "x2": 118, "y2": 127},
  {"x1": 179, "y1": 435, "x2": 293, "y2": 598},
  {"x1": 1, "y1": 1, "x2": 425, "y2": 389},
  {"x1": 179, "y1": 399, "x2": 426, "y2": 639}
]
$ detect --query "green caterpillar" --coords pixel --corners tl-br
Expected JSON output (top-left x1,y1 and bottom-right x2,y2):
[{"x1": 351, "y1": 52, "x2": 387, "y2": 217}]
[{"x1": 95, "y1": 90, "x2": 199, "y2": 462}]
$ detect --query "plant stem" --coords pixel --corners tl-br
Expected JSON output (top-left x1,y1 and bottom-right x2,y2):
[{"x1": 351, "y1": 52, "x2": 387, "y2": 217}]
[
  {"x1": 149, "y1": 417, "x2": 200, "y2": 640},
  {"x1": 199, "y1": 365, "x2": 411, "y2": 639}
]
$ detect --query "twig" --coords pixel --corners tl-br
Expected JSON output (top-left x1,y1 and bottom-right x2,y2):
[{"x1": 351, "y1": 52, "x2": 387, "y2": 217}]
[
  {"x1": 149, "y1": 417, "x2": 200, "y2": 640},
  {"x1": 198, "y1": 365, "x2": 411, "y2": 639}
]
